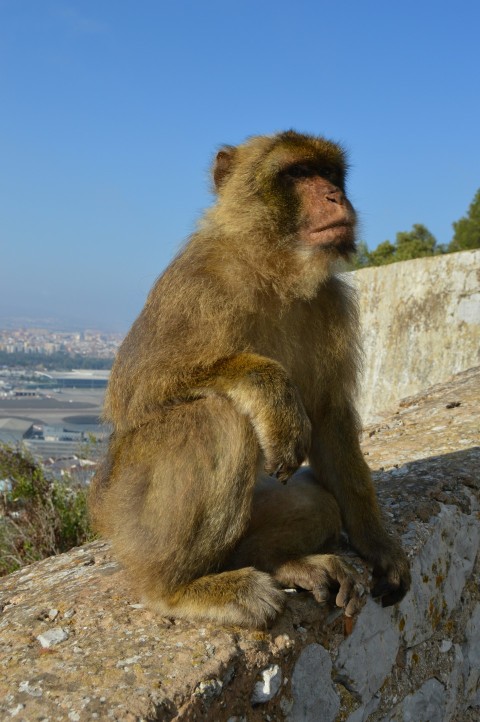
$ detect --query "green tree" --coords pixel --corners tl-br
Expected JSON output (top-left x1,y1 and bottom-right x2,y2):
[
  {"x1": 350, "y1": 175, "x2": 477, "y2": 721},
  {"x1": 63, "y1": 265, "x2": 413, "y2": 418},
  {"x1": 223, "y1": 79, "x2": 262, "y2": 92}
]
[
  {"x1": 394, "y1": 223, "x2": 439, "y2": 261},
  {"x1": 350, "y1": 240, "x2": 371, "y2": 269},
  {"x1": 368, "y1": 240, "x2": 396, "y2": 266},
  {"x1": 449, "y1": 189, "x2": 480, "y2": 252}
]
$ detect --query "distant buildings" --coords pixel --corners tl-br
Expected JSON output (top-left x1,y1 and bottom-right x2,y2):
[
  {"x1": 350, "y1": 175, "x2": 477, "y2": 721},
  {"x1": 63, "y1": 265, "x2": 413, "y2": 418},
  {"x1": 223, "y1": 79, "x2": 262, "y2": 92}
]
[
  {"x1": 0, "y1": 365, "x2": 109, "y2": 463},
  {"x1": 0, "y1": 328, "x2": 122, "y2": 358},
  {"x1": 0, "y1": 418, "x2": 108, "y2": 458},
  {"x1": 41, "y1": 370, "x2": 110, "y2": 389}
]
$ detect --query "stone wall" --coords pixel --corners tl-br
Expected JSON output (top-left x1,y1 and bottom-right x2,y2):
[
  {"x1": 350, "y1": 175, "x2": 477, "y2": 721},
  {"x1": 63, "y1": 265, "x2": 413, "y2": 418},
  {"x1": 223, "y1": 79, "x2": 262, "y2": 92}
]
[
  {"x1": 354, "y1": 249, "x2": 480, "y2": 422},
  {"x1": 1, "y1": 367, "x2": 478, "y2": 721}
]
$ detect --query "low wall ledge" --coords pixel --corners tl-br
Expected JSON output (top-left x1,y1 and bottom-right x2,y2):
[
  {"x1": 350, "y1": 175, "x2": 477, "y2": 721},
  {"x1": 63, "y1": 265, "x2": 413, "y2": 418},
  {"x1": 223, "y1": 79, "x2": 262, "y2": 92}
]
[{"x1": 1, "y1": 367, "x2": 479, "y2": 721}]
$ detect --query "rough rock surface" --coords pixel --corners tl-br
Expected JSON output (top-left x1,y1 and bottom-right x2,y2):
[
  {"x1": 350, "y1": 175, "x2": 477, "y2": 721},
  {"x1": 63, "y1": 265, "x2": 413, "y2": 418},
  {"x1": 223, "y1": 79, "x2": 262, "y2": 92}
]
[
  {"x1": 354, "y1": 249, "x2": 480, "y2": 422},
  {"x1": 1, "y1": 367, "x2": 479, "y2": 721}
]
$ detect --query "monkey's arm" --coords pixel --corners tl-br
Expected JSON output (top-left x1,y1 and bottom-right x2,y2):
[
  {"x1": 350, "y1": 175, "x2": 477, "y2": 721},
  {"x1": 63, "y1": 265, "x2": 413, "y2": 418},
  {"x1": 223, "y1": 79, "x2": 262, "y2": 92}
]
[
  {"x1": 309, "y1": 403, "x2": 411, "y2": 606},
  {"x1": 195, "y1": 353, "x2": 311, "y2": 483}
]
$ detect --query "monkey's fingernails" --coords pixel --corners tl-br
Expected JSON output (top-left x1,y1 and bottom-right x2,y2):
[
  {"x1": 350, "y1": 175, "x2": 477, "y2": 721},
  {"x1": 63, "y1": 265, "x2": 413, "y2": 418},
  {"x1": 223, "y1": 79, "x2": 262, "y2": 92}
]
[
  {"x1": 273, "y1": 465, "x2": 289, "y2": 484},
  {"x1": 344, "y1": 596, "x2": 361, "y2": 618}
]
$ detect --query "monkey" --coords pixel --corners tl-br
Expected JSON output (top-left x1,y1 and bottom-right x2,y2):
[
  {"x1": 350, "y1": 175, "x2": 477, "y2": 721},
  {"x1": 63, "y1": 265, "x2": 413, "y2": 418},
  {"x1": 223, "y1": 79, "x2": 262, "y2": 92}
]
[{"x1": 89, "y1": 130, "x2": 411, "y2": 627}]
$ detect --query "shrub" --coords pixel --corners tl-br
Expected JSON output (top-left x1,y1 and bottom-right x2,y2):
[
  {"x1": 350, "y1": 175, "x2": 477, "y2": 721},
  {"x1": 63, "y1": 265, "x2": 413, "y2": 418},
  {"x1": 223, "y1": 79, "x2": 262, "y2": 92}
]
[{"x1": 0, "y1": 444, "x2": 93, "y2": 576}]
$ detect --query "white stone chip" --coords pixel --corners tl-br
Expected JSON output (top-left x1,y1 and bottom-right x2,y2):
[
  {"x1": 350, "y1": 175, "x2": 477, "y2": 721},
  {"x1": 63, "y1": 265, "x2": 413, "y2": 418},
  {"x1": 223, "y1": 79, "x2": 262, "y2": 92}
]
[
  {"x1": 251, "y1": 664, "x2": 282, "y2": 704},
  {"x1": 8, "y1": 704, "x2": 25, "y2": 717},
  {"x1": 116, "y1": 655, "x2": 142, "y2": 667},
  {"x1": 18, "y1": 681, "x2": 42, "y2": 697},
  {"x1": 36, "y1": 627, "x2": 69, "y2": 648},
  {"x1": 194, "y1": 679, "x2": 223, "y2": 699}
]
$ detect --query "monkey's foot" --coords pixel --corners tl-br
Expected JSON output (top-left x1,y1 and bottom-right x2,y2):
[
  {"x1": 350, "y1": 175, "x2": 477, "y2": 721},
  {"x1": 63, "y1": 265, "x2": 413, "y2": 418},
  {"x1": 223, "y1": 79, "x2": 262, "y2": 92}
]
[
  {"x1": 273, "y1": 554, "x2": 363, "y2": 617},
  {"x1": 147, "y1": 568, "x2": 284, "y2": 628}
]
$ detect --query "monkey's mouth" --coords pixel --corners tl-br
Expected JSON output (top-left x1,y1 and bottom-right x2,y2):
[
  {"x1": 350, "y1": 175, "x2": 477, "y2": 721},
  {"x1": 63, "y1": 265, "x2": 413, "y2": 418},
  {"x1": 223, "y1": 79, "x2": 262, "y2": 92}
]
[
  {"x1": 302, "y1": 223, "x2": 356, "y2": 257},
  {"x1": 307, "y1": 222, "x2": 355, "y2": 242}
]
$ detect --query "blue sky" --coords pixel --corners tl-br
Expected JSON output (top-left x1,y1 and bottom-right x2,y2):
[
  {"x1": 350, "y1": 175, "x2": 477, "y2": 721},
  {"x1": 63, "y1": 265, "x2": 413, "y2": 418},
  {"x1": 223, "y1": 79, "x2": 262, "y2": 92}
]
[{"x1": 1, "y1": 0, "x2": 479, "y2": 331}]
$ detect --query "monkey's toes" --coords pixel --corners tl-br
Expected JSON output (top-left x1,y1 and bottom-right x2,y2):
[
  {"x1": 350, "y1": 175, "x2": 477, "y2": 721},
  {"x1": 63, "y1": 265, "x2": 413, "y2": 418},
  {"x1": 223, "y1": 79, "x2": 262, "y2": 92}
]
[
  {"x1": 277, "y1": 554, "x2": 364, "y2": 617},
  {"x1": 335, "y1": 578, "x2": 364, "y2": 617},
  {"x1": 311, "y1": 560, "x2": 364, "y2": 617}
]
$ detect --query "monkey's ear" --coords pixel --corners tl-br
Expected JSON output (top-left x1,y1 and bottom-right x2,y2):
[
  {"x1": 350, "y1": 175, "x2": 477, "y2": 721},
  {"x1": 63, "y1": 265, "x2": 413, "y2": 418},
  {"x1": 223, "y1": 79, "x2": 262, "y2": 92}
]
[{"x1": 212, "y1": 145, "x2": 237, "y2": 192}]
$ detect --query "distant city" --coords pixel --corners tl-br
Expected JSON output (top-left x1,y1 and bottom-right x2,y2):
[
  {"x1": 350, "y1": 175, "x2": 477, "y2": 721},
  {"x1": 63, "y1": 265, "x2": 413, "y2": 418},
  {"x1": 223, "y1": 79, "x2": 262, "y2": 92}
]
[
  {"x1": 0, "y1": 327, "x2": 125, "y2": 477},
  {"x1": 0, "y1": 327, "x2": 123, "y2": 359}
]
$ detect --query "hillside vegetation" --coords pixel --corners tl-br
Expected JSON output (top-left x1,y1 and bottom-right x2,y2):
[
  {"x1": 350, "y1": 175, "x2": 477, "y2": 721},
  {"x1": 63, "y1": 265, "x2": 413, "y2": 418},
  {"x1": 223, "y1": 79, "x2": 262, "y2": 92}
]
[{"x1": 0, "y1": 445, "x2": 93, "y2": 576}]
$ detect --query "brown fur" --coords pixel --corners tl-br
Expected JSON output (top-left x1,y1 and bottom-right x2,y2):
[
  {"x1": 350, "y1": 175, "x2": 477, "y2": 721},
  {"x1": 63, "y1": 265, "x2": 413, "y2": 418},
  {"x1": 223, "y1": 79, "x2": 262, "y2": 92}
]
[{"x1": 89, "y1": 130, "x2": 411, "y2": 626}]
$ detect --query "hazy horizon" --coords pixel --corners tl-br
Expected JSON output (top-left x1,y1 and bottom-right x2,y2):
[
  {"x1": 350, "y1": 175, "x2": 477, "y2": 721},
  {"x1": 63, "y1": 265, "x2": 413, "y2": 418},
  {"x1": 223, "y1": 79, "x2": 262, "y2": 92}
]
[
  {"x1": 1, "y1": 1, "x2": 479, "y2": 330},
  {"x1": 0, "y1": 311, "x2": 129, "y2": 335}
]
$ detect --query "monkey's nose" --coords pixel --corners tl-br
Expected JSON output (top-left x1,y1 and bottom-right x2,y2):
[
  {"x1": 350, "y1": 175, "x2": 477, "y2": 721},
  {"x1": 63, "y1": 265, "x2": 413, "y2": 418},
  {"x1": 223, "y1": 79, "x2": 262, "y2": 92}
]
[{"x1": 325, "y1": 190, "x2": 345, "y2": 205}]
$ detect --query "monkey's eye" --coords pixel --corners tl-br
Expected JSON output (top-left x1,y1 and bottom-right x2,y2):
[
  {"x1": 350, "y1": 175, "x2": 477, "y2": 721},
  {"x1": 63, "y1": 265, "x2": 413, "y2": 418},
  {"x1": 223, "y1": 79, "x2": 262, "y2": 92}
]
[
  {"x1": 283, "y1": 163, "x2": 342, "y2": 185},
  {"x1": 284, "y1": 163, "x2": 316, "y2": 179},
  {"x1": 317, "y1": 166, "x2": 340, "y2": 183}
]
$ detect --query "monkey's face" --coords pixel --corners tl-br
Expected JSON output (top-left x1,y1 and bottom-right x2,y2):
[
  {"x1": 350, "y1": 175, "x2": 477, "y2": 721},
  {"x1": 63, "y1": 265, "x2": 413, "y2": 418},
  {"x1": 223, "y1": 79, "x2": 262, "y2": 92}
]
[
  {"x1": 212, "y1": 130, "x2": 357, "y2": 259},
  {"x1": 284, "y1": 163, "x2": 357, "y2": 258}
]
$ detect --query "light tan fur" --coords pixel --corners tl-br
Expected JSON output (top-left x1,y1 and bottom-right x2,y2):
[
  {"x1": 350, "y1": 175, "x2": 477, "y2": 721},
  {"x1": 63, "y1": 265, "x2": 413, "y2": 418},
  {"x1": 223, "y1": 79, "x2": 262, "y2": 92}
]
[{"x1": 89, "y1": 130, "x2": 410, "y2": 626}]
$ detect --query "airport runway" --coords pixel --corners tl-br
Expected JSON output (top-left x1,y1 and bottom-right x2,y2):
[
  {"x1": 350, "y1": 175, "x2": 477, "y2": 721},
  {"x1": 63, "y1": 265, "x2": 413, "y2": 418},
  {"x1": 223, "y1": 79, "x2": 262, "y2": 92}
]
[{"x1": 0, "y1": 389, "x2": 105, "y2": 426}]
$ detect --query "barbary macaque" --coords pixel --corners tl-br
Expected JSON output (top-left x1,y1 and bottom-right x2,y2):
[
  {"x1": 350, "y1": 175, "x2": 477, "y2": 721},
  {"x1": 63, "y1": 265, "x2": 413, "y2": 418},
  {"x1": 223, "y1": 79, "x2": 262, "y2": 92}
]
[{"x1": 89, "y1": 130, "x2": 411, "y2": 626}]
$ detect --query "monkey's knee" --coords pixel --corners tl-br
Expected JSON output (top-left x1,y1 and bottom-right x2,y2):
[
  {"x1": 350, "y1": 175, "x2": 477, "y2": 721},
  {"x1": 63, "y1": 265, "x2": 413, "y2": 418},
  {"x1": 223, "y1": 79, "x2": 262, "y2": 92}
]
[
  {"x1": 316, "y1": 487, "x2": 342, "y2": 547},
  {"x1": 228, "y1": 473, "x2": 343, "y2": 571},
  {"x1": 288, "y1": 466, "x2": 343, "y2": 546}
]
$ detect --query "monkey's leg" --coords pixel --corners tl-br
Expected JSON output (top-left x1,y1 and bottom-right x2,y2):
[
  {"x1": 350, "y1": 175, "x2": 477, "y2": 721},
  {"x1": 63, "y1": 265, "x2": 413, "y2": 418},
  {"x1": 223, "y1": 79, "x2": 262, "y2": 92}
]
[
  {"x1": 309, "y1": 404, "x2": 411, "y2": 607},
  {"x1": 227, "y1": 468, "x2": 363, "y2": 616},
  {"x1": 96, "y1": 396, "x2": 283, "y2": 627}
]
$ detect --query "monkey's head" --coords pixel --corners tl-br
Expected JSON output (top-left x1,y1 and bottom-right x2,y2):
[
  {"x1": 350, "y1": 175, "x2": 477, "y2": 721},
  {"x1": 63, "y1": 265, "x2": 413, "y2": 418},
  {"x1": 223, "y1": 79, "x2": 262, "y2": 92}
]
[{"x1": 210, "y1": 130, "x2": 357, "y2": 264}]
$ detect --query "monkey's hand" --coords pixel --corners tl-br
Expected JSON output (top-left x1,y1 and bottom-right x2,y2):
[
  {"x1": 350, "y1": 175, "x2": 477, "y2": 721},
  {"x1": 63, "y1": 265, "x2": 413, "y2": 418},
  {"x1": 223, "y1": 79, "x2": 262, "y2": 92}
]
[
  {"x1": 263, "y1": 414, "x2": 311, "y2": 484},
  {"x1": 262, "y1": 397, "x2": 312, "y2": 484},
  {"x1": 345, "y1": 522, "x2": 411, "y2": 608},
  {"x1": 203, "y1": 354, "x2": 312, "y2": 484},
  {"x1": 369, "y1": 539, "x2": 411, "y2": 607}
]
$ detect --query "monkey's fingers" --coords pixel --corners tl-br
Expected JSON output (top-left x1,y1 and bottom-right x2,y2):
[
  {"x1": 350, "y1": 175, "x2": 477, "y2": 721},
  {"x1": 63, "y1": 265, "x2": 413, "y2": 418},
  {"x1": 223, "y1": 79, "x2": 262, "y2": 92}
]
[
  {"x1": 371, "y1": 559, "x2": 411, "y2": 608},
  {"x1": 263, "y1": 411, "x2": 311, "y2": 483},
  {"x1": 264, "y1": 457, "x2": 301, "y2": 484},
  {"x1": 272, "y1": 464, "x2": 294, "y2": 484}
]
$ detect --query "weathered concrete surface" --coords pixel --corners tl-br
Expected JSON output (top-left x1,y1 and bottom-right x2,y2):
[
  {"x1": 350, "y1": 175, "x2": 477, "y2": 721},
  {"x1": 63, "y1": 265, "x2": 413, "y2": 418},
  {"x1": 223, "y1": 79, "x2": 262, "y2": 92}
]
[
  {"x1": 354, "y1": 249, "x2": 480, "y2": 422},
  {"x1": 0, "y1": 367, "x2": 479, "y2": 721}
]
